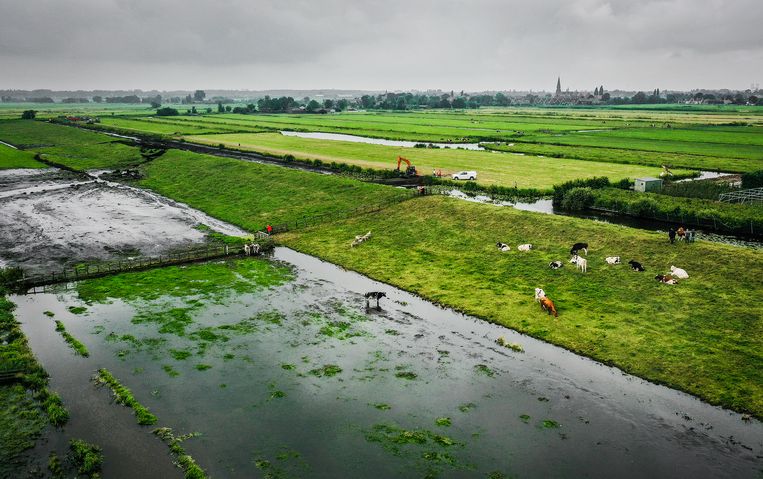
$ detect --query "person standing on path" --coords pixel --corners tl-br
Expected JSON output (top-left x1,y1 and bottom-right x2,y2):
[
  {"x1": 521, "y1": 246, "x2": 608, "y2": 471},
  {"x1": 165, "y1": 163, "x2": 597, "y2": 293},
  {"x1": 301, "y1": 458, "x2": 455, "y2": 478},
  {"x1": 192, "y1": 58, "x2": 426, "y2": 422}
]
[{"x1": 668, "y1": 227, "x2": 676, "y2": 244}]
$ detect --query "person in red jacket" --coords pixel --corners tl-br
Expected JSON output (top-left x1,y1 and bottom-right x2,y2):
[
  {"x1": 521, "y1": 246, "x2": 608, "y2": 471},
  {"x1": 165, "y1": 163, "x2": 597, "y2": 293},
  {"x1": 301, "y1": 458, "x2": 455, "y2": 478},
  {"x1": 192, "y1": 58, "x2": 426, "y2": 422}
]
[{"x1": 266, "y1": 224, "x2": 273, "y2": 235}]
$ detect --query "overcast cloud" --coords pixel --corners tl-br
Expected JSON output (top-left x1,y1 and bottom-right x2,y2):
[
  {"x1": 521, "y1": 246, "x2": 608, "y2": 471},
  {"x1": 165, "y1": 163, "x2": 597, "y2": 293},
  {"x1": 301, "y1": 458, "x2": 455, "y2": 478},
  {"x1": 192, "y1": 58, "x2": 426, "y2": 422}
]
[{"x1": 1, "y1": 0, "x2": 761, "y2": 91}]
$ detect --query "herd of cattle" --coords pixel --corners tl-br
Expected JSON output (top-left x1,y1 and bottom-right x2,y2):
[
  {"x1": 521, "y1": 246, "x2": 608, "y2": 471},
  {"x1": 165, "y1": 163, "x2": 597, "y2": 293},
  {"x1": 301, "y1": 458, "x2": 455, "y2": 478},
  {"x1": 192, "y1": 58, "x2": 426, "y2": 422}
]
[{"x1": 496, "y1": 241, "x2": 691, "y2": 317}]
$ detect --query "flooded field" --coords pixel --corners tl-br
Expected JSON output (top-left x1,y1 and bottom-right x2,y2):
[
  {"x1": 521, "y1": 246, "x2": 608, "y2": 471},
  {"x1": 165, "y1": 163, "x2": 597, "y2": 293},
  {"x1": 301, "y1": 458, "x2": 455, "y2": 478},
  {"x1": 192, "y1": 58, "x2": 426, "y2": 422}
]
[
  {"x1": 0, "y1": 168, "x2": 246, "y2": 273},
  {"x1": 11, "y1": 249, "x2": 763, "y2": 478}
]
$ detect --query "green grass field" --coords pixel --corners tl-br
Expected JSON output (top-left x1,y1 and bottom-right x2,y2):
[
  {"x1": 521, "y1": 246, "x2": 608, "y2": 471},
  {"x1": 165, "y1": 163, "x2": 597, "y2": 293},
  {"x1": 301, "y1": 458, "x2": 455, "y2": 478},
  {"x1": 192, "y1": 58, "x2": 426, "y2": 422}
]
[
  {"x1": 183, "y1": 132, "x2": 679, "y2": 189},
  {"x1": 0, "y1": 120, "x2": 145, "y2": 170},
  {"x1": 139, "y1": 150, "x2": 411, "y2": 231},
  {"x1": 279, "y1": 195, "x2": 763, "y2": 417},
  {"x1": 0, "y1": 144, "x2": 45, "y2": 169}
]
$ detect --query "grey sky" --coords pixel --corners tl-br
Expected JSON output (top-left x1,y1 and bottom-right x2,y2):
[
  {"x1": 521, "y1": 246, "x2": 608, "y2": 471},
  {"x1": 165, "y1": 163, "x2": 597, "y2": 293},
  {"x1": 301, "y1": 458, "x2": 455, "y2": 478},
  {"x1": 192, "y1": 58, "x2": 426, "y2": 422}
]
[{"x1": 1, "y1": 0, "x2": 761, "y2": 91}]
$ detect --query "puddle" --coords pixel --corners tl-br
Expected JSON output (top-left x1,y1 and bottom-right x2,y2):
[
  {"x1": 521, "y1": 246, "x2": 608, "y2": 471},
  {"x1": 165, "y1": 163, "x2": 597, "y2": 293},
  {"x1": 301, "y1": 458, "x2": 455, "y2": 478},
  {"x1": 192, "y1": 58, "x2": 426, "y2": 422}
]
[
  {"x1": 280, "y1": 131, "x2": 486, "y2": 150},
  {"x1": 10, "y1": 250, "x2": 763, "y2": 478}
]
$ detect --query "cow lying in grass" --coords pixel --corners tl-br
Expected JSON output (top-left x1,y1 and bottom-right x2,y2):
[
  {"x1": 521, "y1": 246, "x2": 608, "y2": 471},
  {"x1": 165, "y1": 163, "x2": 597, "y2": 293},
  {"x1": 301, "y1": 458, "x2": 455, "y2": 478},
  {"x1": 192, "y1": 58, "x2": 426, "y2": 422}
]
[
  {"x1": 569, "y1": 255, "x2": 587, "y2": 272},
  {"x1": 351, "y1": 231, "x2": 372, "y2": 247},
  {"x1": 605, "y1": 256, "x2": 621, "y2": 265},
  {"x1": 549, "y1": 261, "x2": 563, "y2": 270},
  {"x1": 670, "y1": 266, "x2": 689, "y2": 279},
  {"x1": 496, "y1": 242, "x2": 510, "y2": 252},
  {"x1": 655, "y1": 274, "x2": 678, "y2": 285},
  {"x1": 517, "y1": 244, "x2": 532, "y2": 252}
]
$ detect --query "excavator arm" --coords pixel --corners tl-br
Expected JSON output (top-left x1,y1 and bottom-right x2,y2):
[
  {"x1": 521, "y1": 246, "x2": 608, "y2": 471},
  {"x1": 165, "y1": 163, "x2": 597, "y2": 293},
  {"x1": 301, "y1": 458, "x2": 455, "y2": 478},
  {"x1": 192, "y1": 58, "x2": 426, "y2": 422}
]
[
  {"x1": 396, "y1": 156, "x2": 417, "y2": 176},
  {"x1": 396, "y1": 156, "x2": 412, "y2": 170}
]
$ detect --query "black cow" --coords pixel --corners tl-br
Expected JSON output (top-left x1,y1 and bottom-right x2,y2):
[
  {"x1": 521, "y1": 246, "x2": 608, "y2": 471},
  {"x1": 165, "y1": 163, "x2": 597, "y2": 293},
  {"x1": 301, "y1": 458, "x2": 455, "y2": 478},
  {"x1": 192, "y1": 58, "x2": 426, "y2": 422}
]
[
  {"x1": 364, "y1": 291, "x2": 386, "y2": 309},
  {"x1": 628, "y1": 260, "x2": 645, "y2": 272},
  {"x1": 570, "y1": 242, "x2": 588, "y2": 256}
]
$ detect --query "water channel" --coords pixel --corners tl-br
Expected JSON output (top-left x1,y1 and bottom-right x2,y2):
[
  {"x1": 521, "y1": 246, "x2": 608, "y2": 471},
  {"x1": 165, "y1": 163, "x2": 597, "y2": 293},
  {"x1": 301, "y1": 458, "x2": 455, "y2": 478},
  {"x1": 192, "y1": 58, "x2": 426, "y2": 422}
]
[{"x1": 280, "y1": 131, "x2": 486, "y2": 150}]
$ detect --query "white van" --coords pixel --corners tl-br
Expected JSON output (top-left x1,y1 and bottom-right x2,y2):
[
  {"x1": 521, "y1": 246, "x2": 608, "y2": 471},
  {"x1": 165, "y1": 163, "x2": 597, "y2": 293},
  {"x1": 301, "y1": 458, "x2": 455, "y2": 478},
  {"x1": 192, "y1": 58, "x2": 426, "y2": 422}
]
[{"x1": 451, "y1": 171, "x2": 477, "y2": 180}]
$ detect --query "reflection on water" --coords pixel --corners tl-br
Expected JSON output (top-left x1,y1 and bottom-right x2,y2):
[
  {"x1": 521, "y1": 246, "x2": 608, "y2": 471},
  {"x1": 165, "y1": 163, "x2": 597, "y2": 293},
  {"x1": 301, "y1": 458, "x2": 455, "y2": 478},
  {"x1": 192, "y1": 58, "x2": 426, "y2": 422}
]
[
  {"x1": 12, "y1": 251, "x2": 763, "y2": 478},
  {"x1": 280, "y1": 130, "x2": 486, "y2": 150}
]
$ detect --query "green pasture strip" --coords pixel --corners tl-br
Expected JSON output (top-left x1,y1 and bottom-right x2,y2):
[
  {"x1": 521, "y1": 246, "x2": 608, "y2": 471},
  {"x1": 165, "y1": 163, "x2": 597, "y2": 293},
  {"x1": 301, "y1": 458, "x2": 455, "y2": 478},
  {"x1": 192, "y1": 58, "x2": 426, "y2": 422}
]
[
  {"x1": 183, "y1": 132, "x2": 680, "y2": 190},
  {"x1": 0, "y1": 120, "x2": 145, "y2": 170},
  {"x1": 584, "y1": 126, "x2": 763, "y2": 147},
  {"x1": 279, "y1": 195, "x2": 763, "y2": 417},
  {"x1": 0, "y1": 144, "x2": 45, "y2": 169},
  {"x1": 138, "y1": 149, "x2": 411, "y2": 231},
  {"x1": 522, "y1": 131, "x2": 763, "y2": 160},
  {"x1": 484, "y1": 142, "x2": 756, "y2": 173}
]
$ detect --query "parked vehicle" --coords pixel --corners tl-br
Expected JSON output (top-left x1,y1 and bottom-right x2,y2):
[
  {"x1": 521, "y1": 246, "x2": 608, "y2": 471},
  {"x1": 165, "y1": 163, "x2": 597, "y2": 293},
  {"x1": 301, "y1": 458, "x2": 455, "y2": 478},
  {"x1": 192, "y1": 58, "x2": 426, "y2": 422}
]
[{"x1": 452, "y1": 171, "x2": 477, "y2": 180}]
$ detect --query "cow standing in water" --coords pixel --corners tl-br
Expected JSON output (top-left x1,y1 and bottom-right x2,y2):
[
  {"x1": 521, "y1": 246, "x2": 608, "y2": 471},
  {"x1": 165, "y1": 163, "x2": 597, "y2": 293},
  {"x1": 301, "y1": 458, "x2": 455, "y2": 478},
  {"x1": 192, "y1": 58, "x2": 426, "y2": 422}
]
[{"x1": 364, "y1": 292, "x2": 386, "y2": 310}]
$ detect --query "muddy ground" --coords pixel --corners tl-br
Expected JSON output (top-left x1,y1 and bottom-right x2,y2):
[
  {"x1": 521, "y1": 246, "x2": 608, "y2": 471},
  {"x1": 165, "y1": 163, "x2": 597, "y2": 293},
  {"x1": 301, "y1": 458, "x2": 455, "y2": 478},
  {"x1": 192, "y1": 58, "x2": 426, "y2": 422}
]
[{"x1": 0, "y1": 168, "x2": 247, "y2": 273}]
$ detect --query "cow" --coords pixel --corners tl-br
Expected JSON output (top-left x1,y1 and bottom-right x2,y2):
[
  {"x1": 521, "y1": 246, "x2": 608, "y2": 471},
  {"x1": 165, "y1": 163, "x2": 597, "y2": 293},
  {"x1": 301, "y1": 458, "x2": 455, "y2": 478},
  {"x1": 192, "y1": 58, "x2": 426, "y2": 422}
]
[
  {"x1": 655, "y1": 274, "x2": 678, "y2": 285},
  {"x1": 364, "y1": 291, "x2": 386, "y2": 309},
  {"x1": 517, "y1": 244, "x2": 533, "y2": 252},
  {"x1": 628, "y1": 260, "x2": 645, "y2": 272},
  {"x1": 549, "y1": 261, "x2": 563, "y2": 270},
  {"x1": 496, "y1": 242, "x2": 510, "y2": 252},
  {"x1": 570, "y1": 255, "x2": 587, "y2": 272},
  {"x1": 534, "y1": 287, "x2": 546, "y2": 303},
  {"x1": 540, "y1": 297, "x2": 558, "y2": 317},
  {"x1": 677, "y1": 227, "x2": 686, "y2": 241},
  {"x1": 605, "y1": 256, "x2": 621, "y2": 265},
  {"x1": 669, "y1": 266, "x2": 689, "y2": 279},
  {"x1": 351, "y1": 231, "x2": 372, "y2": 248},
  {"x1": 570, "y1": 242, "x2": 588, "y2": 256},
  {"x1": 243, "y1": 244, "x2": 251, "y2": 256}
]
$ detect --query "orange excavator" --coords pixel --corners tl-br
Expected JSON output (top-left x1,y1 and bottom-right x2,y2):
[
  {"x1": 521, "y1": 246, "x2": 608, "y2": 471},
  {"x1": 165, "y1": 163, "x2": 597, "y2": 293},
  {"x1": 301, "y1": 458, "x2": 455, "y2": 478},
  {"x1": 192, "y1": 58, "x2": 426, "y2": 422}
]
[{"x1": 396, "y1": 156, "x2": 417, "y2": 177}]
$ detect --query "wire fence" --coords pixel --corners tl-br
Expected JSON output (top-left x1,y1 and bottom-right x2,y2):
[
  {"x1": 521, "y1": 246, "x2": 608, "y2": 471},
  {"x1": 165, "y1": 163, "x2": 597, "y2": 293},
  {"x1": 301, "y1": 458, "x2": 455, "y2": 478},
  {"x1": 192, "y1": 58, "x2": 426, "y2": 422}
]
[{"x1": 588, "y1": 206, "x2": 760, "y2": 236}]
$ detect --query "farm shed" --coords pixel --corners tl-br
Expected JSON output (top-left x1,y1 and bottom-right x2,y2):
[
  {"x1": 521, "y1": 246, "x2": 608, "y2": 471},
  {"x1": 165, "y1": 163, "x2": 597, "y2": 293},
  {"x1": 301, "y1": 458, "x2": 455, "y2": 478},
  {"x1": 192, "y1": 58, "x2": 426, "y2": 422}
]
[{"x1": 634, "y1": 177, "x2": 663, "y2": 192}]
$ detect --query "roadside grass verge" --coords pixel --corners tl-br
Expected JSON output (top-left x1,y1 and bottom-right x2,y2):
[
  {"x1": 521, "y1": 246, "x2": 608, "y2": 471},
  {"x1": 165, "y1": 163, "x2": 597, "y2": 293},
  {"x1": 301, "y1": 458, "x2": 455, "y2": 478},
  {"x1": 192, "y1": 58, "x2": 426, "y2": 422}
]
[
  {"x1": 138, "y1": 149, "x2": 411, "y2": 231},
  {"x1": 94, "y1": 368, "x2": 157, "y2": 425},
  {"x1": 182, "y1": 132, "x2": 680, "y2": 189},
  {"x1": 0, "y1": 144, "x2": 46, "y2": 169},
  {"x1": 53, "y1": 320, "x2": 90, "y2": 357},
  {"x1": 279, "y1": 195, "x2": 763, "y2": 417}
]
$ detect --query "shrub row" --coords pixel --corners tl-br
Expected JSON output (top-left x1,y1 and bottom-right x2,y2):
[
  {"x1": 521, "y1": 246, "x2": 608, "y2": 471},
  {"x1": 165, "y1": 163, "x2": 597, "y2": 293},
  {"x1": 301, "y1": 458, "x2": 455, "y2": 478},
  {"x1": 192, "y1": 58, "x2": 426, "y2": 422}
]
[{"x1": 589, "y1": 188, "x2": 763, "y2": 233}]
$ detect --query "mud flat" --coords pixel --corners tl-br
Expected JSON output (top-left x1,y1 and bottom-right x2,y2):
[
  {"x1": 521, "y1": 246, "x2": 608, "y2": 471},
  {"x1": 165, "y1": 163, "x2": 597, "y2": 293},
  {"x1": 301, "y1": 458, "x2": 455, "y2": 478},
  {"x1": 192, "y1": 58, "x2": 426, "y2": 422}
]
[{"x1": 0, "y1": 168, "x2": 247, "y2": 273}]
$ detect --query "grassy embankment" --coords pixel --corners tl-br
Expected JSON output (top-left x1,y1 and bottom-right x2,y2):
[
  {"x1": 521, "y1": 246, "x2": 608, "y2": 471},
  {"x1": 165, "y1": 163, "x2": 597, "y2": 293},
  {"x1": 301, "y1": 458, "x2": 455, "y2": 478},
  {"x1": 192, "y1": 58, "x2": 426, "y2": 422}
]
[
  {"x1": 279, "y1": 195, "x2": 763, "y2": 417},
  {"x1": 0, "y1": 144, "x2": 46, "y2": 169},
  {"x1": 0, "y1": 119, "x2": 146, "y2": 170},
  {"x1": 182, "y1": 133, "x2": 678, "y2": 190},
  {"x1": 588, "y1": 188, "x2": 763, "y2": 234},
  {"x1": 138, "y1": 150, "x2": 412, "y2": 231}
]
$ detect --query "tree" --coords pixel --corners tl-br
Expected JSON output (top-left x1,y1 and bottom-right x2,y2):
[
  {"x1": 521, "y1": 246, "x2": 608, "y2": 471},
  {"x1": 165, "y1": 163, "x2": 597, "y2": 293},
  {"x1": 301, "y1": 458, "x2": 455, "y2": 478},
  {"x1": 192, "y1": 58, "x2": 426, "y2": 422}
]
[
  {"x1": 225, "y1": 105, "x2": 232, "y2": 112},
  {"x1": 92, "y1": 95, "x2": 103, "y2": 103},
  {"x1": 206, "y1": 107, "x2": 212, "y2": 113},
  {"x1": 21, "y1": 110, "x2": 36, "y2": 120},
  {"x1": 150, "y1": 101, "x2": 161, "y2": 109},
  {"x1": 156, "y1": 107, "x2": 179, "y2": 116},
  {"x1": 218, "y1": 102, "x2": 225, "y2": 113},
  {"x1": 494, "y1": 92, "x2": 511, "y2": 106},
  {"x1": 336, "y1": 99, "x2": 349, "y2": 111},
  {"x1": 306, "y1": 99, "x2": 321, "y2": 112},
  {"x1": 631, "y1": 91, "x2": 647, "y2": 104},
  {"x1": 323, "y1": 99, "x2": 334, "y2": 110},
  {"x1": 193, "y1": 90, "x2": 206, "y2": 102}
]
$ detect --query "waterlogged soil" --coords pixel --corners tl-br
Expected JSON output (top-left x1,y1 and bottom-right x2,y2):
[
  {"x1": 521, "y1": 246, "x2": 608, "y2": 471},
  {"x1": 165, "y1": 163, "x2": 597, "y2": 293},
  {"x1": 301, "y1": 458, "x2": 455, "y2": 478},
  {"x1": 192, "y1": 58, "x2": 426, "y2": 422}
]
[
  {"x1": 11, "y1": 250, "x2": 763, "y2": 478},
  {"x1": 280, "y1": 131, "x2": 486, "y2": 150},
  {"x1": 0, "y1": 168, "x2": 247, "y2": 273}
]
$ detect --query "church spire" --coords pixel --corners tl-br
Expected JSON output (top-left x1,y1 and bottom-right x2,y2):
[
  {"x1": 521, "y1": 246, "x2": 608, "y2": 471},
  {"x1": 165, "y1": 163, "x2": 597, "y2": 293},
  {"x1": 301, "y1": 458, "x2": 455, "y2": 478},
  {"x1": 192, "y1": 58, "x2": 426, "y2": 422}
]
[{"x1": 555, "y1": 77, "x2": 562, "y2": 96}]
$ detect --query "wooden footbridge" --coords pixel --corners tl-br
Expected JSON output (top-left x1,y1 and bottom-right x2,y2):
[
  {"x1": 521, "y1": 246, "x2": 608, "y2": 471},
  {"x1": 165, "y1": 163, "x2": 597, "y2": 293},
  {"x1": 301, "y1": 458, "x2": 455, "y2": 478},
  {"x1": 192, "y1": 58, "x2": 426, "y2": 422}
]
[{"x1": 13, "y1": 236, "x2": 272, "y2": 292}]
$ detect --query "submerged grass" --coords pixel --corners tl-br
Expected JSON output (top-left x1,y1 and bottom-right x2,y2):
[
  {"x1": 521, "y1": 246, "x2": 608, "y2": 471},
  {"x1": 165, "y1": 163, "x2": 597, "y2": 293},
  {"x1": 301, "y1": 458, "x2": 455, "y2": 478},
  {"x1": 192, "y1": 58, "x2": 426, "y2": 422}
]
[
  {"x1": 68, "y1": 439, "x2": 103, "y2": 478},
  {"x1": 280, "y1": 195, "x2": 763, "y2": 417},
  {"x1": 153, "y1": 427, "x2": 207, "y2": 479},
  {"x1": 54, "y1": 320, "x2": 90, "y2": 357},
  {"x1": 95, "y1": 368, "x2": 157, "y2": 425}
]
